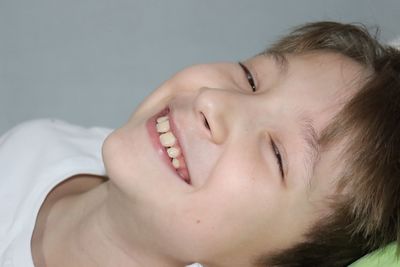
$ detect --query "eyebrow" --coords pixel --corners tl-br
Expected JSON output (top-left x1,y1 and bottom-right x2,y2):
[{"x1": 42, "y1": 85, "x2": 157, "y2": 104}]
[
  {"x1": 267, "y1": 52, "x2": 289, "y2": 74},
  {"x1": 297, "y1": 117, "x2": 321, "y2": 189}
]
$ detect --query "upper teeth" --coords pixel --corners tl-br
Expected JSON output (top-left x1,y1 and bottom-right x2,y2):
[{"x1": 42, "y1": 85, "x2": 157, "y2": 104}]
[
  {"x1": 167, "y1": 147, "x2": 180, "y2": 158},
  {"x1": 156, "y1": 118, "x2": 170, "y2": 133},
  {"x1": 157, "y1": 116, "x2": 168, "y2": 123},
  {"x1": 159, "y1": 132, "x2": 176, "y2": 147},
  {"x1": 156, "y1": 115, "x2": 182, "y2": 167}
]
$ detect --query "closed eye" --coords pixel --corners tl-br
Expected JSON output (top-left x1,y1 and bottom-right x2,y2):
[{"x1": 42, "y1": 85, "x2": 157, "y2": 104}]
[
  {"x1": 238, "y1": 62, "x2": 257, "y2": 92},
  {"x1": 270, "y1": 138, "x2": 285, "y2": 179}
]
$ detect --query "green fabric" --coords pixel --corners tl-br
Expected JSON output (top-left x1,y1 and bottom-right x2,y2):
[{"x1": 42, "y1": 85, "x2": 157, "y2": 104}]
[{"x1": 349, "y1": 243, "x2": 399, "y2": 267}]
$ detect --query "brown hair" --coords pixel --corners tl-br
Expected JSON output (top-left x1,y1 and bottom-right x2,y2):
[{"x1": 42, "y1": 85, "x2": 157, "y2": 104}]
[{"x1": 255, "y1": 22, "x2": 400, "y2": 267}]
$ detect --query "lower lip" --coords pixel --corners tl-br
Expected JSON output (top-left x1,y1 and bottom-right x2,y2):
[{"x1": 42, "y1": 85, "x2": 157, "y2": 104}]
[{"x1": 146, "y1": 107, "x2": 190, "y2": 185}]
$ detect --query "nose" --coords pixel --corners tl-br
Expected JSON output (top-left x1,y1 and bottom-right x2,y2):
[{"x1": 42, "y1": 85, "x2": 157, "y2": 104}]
[{"x1": 194, "y1": 87, "x2": 241, "y2": 144}]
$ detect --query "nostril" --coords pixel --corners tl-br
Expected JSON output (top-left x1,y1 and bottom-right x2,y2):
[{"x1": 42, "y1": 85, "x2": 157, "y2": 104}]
[
  {"x1": 204, "y1": 119, "x2": 210, "y2": 130},
  {"x1": 201, "y1": 112, "x2": 210, "y2": 130}
]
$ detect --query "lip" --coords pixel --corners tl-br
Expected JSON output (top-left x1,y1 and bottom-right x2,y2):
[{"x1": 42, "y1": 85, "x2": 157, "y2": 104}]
[{"x1": 146, "y1": 107, "x2": 191, "y2": 185}]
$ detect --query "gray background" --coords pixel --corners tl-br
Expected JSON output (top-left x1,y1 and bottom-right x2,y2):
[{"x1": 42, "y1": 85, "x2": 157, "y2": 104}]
[{"x1": 1, "y1": 0, "x2": 399, "y2": 134}]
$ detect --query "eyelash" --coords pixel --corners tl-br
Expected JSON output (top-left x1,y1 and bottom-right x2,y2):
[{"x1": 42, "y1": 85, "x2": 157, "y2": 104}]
[
  {"x1": 271, "y1": 139, "x2": 285, "y2": 179},
  {"x1": 238, "y1": 62, "x2": 285, "y2": 179},
  {"x1": 238, "y1": 62, "x2": 256, "y2": 92}
]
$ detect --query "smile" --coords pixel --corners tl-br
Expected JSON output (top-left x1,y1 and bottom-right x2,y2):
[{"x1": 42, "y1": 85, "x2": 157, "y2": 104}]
[{"x1": 147, "y1": 107, "x2": 191, "y2": 185}]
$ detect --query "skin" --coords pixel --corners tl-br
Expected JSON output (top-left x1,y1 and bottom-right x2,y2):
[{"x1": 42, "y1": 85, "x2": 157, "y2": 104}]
[{"x1": 31, "y1": 52, "x2": 366, "y2": 267}]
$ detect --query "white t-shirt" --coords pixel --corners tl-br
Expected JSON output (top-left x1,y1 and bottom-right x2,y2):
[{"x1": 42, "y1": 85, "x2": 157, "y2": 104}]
[{"x1": 0, "y1": 119, "x2": 112, "y2": 267}]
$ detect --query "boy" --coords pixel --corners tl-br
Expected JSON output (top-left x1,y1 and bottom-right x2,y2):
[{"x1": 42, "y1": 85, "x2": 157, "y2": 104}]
[{"x1": 1, "y1": 21, "x2": 399, "y2": 267}]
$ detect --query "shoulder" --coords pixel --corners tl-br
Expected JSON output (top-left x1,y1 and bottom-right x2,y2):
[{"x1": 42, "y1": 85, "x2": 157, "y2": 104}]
[
  {"x1": 1, "y1": 118, "x2": 111, "y2": 138},
  {"x1": 0, "y1": 119, "x2": 113, "y2": 166},
  {"x1": 1, "y1": 119, "x2": 112, "y2": 146}
]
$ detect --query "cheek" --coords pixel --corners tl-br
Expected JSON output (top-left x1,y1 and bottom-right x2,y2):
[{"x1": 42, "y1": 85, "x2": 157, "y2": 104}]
[
  {"x1": 169, "y1": 64, "x2": 226, "y2": 92},
  {"x1": 188, "y1": 151, "x2": 282, "y2": 227},
  {"x1": 172, "y1": 169, "x2": 283, "y2": 248}
]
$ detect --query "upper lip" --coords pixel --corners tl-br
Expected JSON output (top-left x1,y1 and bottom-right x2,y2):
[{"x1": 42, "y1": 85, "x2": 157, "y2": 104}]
[{"x1": 167, "y1": 107, "x2": 191, "y2": 184}]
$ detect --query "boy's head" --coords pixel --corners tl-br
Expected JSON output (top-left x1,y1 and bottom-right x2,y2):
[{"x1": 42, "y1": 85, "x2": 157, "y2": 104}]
[
  {"x1": 256, "y1": 22, "x2": 400, "y2": 266},
  {"x1": 102, "y1": 22, "x2": 399, "y2": 266}
]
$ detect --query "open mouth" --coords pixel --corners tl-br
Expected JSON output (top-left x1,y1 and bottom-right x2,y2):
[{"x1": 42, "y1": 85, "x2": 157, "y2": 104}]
[{"x1": 147, "y1": 107, "x2": 191, "y2": 185}]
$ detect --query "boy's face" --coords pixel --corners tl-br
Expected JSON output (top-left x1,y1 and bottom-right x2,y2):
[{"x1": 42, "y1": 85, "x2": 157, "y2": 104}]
[{"x1": 103, "y1": 52, "x2": 365, "y2": 266}]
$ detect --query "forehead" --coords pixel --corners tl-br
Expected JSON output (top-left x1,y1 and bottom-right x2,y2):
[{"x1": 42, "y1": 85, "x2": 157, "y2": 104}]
[
  {"x1": 248, "y1": 52, "x2": 365, "y2": 98},
  {"x1": 246, "y1": 51, "x2": 366, "y2": 130}
]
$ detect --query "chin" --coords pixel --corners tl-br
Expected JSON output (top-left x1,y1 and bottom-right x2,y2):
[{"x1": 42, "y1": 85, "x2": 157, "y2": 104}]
[{"x1": 102, "y1": 116, "x2": 191, "y2": 205}]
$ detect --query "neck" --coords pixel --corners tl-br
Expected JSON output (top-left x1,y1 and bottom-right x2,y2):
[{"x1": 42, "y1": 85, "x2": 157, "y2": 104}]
[{"x1": 33, "y1": 179, "x2": 183, "y2": 267}]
